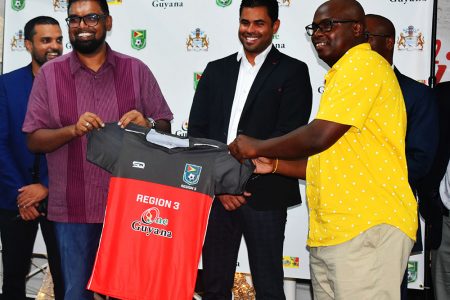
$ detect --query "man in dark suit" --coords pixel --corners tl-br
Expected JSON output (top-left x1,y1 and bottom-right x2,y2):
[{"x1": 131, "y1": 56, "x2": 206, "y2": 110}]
[
  {"x1": 0, "y1": 16, "x2": 64, "y2": 300},
  {"x1": 188, "y1": 0, "x2": 312, "y2": 298},
  {"x1": 417, "y1": 81, "x2": 450, "y2": 300},
  {"x1": 365, "y1": 14, "x2": 439, "y2": 299}
]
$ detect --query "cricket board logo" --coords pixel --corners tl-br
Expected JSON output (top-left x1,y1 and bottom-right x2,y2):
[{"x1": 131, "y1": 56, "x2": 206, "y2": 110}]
[
  {"x1": 52, "y1": 0, "x2": 68, "y2": 11},
  {"x1": 131, "y1": 207, "x2": 172, "y2": 238},
  {"x1": 407, "y1": 261, "x2": 418, "y2": 283},
  {"x1": 11, "y1": 30, "x2": 26, "y2": 51},
  {"x1": 397, "y1": 25, "x2": 424, "y2": 51},
  {"x1": 131, "y1": 30, "x2": 147, "y2": 50},
  {"x1": 12, "y1": 0, "x2": 25, "y2": 11},
  {"x1": 183, "y1": 163, "x2": 202, "y2": 185},
  {"x1": 216, "y1": 0, "x2": 232, "y2": 7},
  {"x1": 186, "y1": 28, "x2": 209, "y2": 51}
]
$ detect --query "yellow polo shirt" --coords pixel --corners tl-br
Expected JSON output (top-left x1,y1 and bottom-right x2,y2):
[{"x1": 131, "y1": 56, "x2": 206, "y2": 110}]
[{"x1": 306, "y1": 43, "x2": 417, "y2": 247}]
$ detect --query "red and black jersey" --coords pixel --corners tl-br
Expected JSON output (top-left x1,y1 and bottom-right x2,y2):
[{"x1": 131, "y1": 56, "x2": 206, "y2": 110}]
[{"x1": 86, "y1": 123, "x2": 253, "y2": 300}]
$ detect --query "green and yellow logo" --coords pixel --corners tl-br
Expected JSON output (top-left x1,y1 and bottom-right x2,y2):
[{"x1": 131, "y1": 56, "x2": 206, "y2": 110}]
[
  {"x1": 131, "y1": 30, "x2": 146, "y2": 50},
  {"x1": 12, "y1": 0, "x2": 25, "y2": 11},
  {"x1": 407, "y1": 261, "x2": 418, "y2": 283},
  {"x1": 216, "y1": 0, "x2": 232, "y2": 7},
  {"x1": 194, "y1": 72, "x2": 203, "y2": 90}
]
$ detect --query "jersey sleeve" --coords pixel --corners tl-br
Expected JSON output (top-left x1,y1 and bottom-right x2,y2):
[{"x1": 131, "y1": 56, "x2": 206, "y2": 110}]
[
  {"x1": 87, "y1": 123, "x2": 125, "y2": 173},
  {"x1": 213, "y1": 152, "x2": 254, "y2": 195}
]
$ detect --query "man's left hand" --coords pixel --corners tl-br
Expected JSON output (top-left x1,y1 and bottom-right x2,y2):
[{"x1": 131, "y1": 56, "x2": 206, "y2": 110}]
[
  {"x1": 18, "y1": 205, "x2": 41, "y2": 221},
  {"x1": 17, "y1": 183, "x2": 48, "y2": 208}
]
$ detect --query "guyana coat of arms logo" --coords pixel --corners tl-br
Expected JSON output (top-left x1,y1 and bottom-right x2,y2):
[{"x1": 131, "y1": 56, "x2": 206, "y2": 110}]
[
  {"x1": 11, "y1": 30, "x2": 26, "y2": 51},
  {"x1": 186, "y1": 28, "x2": 209, "y2": 51},
  {"x1": 216, "y1": 0, "x2": 232, "y2": 7},
  {"x1": 131, "y1": 30, "x2": 147, "y2": 50},
  {"x1": 278, "y1": 0, "x2": 291, "y2": 6},
  {"x1": 183, "y1": 164, "x2": 202, "y2": 185},
  {"x1": 52, "y1": 0, "x2": 68, "y2": 12},
  {"x1": 397, "y1": 25, "x2": 424, "y2": 51},
  {"x1": 107, "y1": 0, "x2": 123, "y2": 4},
  {"x1": 12, "y1": 0, "x2": 25, "y2": 11}
]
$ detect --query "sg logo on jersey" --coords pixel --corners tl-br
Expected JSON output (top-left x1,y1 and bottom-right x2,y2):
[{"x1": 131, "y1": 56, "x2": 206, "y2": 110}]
[{"x1": 183, "y1": 163, "x2": 202, "y2": 185}]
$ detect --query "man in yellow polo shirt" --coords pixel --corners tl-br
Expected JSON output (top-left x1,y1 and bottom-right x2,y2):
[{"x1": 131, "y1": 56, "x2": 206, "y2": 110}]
[{"x1": 229, "y1": 0, "x2": 417, "y2": 299}]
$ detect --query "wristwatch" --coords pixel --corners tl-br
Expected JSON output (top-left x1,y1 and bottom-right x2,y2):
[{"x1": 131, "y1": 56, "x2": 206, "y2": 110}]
[{"x1": 147, "y1": 117, "x2": 156, "y2": 129}]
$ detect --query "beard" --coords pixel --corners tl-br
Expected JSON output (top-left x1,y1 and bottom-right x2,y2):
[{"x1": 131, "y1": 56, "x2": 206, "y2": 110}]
[
  {"x1": 33, "y1": 49, "x2": 63, "y2": 67},
  {"x1": 70, "y1": 30, "x2": 107, "y2": 54}
]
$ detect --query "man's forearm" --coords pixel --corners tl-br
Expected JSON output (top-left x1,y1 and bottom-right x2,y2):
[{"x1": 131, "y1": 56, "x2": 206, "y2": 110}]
[
  {"x1": 27, "y1": 126, "x2": 77, "y2": 153},
  {"x1": 259, "y1": 120, "x2": 350, "y2": 159}
]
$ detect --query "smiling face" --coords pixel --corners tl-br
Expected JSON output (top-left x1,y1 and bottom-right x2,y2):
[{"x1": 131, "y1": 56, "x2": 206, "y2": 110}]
[
  {"x1": 238, "y1": 6, "x2": 279, "y2": 64},
  {"x1": 25, "y1": 24, "x2": 63, "y2": 67},
  {"x1": 68, "y1": 0, "x2": 112, "y2": 54},
  {"x1": 311, "y1": 0, "x2": 365, "y2": 67}
]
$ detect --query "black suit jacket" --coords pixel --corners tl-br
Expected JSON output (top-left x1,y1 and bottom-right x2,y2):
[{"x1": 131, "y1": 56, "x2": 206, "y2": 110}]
[
  {"x1": 395, "y1": 68, "x2": 438, "y2": 189},
  {"x1": 395, "y1": 68, "x2": 439, "y2": 253},
  {"x1": 188, "y1": 47, "x2": 312, "y2": 210},
  {"x1": 417, "y1": 81, "x2": 450, "y2": 249}
]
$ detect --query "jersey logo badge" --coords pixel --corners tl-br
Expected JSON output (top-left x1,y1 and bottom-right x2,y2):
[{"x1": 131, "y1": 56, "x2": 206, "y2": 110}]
[
  {"x1": 183, "y1": 163, "x2": 202, "y2": 185},
  {"x1": 132, "y1": 161, "x2": 145, "y2": 169}
]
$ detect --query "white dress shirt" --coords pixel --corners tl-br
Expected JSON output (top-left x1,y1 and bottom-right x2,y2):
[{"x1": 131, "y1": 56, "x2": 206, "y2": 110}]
[{"x1": 226, "y1": 44, "x2": 272, "y2": 144}]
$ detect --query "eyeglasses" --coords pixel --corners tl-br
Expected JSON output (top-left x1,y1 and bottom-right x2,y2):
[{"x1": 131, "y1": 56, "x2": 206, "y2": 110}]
[
  {"x1": 305, "y1": 20, "x2": 357, "y2": 36},
  {"x1": 365, "y1": 32, "x2": 392, "y2": 39},
  {"x1": 65, "y1": 13, "x2": 107, "y2": 28}
]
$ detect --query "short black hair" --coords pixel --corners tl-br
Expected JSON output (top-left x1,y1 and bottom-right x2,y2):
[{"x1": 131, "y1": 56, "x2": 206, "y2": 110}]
[
  {"x1": 239, "y1": 0, "x2": 279, "y2": 24},
  {"x1": 24, "y1": 16, "x2": 60, "y2": 41},
  {"x1": 68, "y1": 0, "x2": 110, "y2": 15}
]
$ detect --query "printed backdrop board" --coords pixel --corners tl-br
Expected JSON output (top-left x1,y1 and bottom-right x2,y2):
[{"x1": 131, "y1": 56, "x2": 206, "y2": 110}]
[{"x1": 3, "y1": 0, "x2": 438, "y2": 289}]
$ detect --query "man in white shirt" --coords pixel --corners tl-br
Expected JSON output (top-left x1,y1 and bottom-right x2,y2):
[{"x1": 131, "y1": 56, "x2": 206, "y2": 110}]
[{"x1": 188, "y1": 0, "x2": 312, "y2": 298}]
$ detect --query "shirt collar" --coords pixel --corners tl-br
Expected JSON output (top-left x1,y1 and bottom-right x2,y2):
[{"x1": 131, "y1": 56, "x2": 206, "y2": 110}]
[
  {"x1": 332, "y1": 43, "x2": 371, "y2": 70},
  {"x1": 324, "y1": 43, "x2": 370, "y2": 83},
  {"x1": 69, "y1": 43, "x2": 116, "y2": 74},
  {"x1": 236, "y1": 44, "x2": 272, "y2": 65}
]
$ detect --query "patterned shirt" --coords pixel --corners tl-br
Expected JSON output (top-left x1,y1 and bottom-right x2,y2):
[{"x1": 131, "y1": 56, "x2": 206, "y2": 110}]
[
  {"x1": 306, "y1": 43, "x2": 417, "y2": 247},
  {"x1": 22, "y1": 45, "x2": 173, "y2": 223}
]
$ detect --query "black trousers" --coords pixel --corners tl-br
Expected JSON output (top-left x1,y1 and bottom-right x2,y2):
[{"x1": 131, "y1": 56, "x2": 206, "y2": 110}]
[
  {"x1": 202, "y1": 200, "x2": 287, "y2": 300},
  {"x1": 0, "y1": 209, "x2": 64, "y2": 300}
]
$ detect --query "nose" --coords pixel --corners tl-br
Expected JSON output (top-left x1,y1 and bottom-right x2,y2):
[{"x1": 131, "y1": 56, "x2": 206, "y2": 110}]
[
  {"x1": 79, "y1": 17, "x2": 89, "y2": 29},
  {"x1": 312, "y1": 28, "x2": 325, "y2": 40},
  {"x1": 245, "y1": 23, "x2": 256, "y2": 33}
]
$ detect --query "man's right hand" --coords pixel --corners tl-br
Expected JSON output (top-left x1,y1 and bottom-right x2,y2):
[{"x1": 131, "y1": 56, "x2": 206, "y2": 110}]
[
  {"x1": 217, "y1": 194, "x2": 247, "y2": 211},
  {"x1": 229, "y1": 135, "x2": 263, "y2": 161},
  {"x1": 74, "y1": 112, "x2": 104, "y2": 137}
]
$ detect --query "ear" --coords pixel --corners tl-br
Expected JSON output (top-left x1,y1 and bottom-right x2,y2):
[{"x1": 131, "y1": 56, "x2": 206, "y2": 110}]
[
  {"x1": 353, "y1": 22, "x2": 365, "y2": 38},
  {"x1": 25, "y1": 40, "x2": 33, "y2": 53},
  {"x1": 386, "y1": 36, "x2": 395, "y2": 51},
  {"x1": 272, "y1": 19, "x2": 280, "y2": 34},
  {"x1": 105, "y1": 15, "x2": 113, "y2": 31}
]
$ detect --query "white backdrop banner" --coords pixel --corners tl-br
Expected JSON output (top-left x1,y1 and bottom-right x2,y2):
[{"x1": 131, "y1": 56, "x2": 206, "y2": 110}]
[{"x1": 3, "y1": 0, "x2": 435, "y2": 289}]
